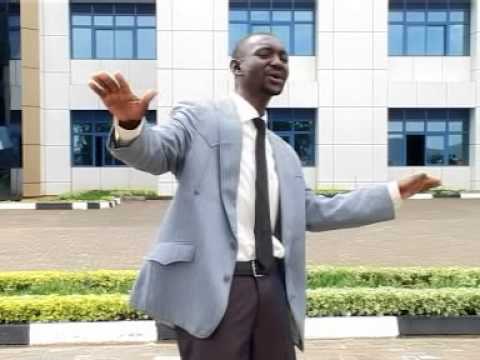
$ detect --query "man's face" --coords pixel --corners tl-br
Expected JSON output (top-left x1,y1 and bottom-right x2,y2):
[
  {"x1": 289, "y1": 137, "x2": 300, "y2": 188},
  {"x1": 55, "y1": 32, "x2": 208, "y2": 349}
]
[{"x1": 235, "y1": 35, "x2": 289, "y2": 97}]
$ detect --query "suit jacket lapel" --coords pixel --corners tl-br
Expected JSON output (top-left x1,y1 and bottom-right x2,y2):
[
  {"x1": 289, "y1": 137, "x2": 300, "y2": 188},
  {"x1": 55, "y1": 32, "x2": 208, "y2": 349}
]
[{"x1": 217, "y1": 98, "x2": 242, "y2": 240}]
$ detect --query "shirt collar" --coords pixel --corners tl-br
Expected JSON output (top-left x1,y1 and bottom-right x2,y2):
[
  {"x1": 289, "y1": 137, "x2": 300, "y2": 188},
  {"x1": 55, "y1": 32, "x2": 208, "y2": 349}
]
[{"x1": 231, "y1": 92, "x2": 268, "y2": 125}]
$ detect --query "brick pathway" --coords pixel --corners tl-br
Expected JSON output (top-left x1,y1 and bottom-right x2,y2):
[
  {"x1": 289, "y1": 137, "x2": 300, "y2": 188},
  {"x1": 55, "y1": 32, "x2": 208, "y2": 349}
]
[
  {"x1": 0, "y1": 199, "x2": 479, "y2": 270},
  {"x1": 1, "y1": 338, "x2": 480, "y2": 359}
]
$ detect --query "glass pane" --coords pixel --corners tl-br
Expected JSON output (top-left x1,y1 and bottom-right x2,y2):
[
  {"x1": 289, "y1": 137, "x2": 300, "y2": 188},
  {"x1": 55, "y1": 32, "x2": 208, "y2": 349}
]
[
  {"x1": 427, "y1": 121, "x2": 446, "y2": 132},
  {"x1": 230, "y1": 10, "x2": 248, "y2": 21},
  {"x1": 294, "y1": 23, "x2": 313, "y2": 55},
  {"x1": 116, "y1": 15, "x2": 134, "y2": 26},
  {"x1": 294, "y1": 11, "x2": 313, "y2": 22},
  {"x1": 449, "y1": 121, "x2": 464, "y2": 132},
  {"x1": 116, "y1": 4, "x2": 135, "y2": 15},
  {"x1": 428, "y1": 11, "x2": 447, "y2": 23},
  {"x1": 137, "y1": 15, "x2": 155, "y2": 27},
  {"x1": 294, "y1": 133, "x2": 313, "y2": 166},
  {"x1": 251, "y1": 11, "x2": 270, "y2": 22},
  {"x1": 250, "y1": 0, "x2": 270, "y2": 9},
  {"x1": 406, "y1": 121, "x2": 425, "y2": 132},
  {"x1": 407, "y1": 26, "x2": 426, "y2": 55},
  {"x1": 406, "y1": 10, "x2": 426, "y2": 22},
  {"x1": 95, "y1": 122, "x2": 110, "y2": 133},
  {"x1": 8, "y1": 14, "x2": 19, "y2": 27},
  {"x1": 388, "y1": 121, "x2": 403, "y2": 132},
  {"x1": 389, "y1": 24, "x2": 404, "y2": 55},
  {"x1": 273, "y1": 11, "x2": 292, "y2": 22},
  {"x1": 94, "y1": 15, "x2": 113, "y2": 26},
  {"x1": 389, "y1": 10, "x2": 404, "y2": 22},
  {"x1": 388, "y1": 134, "x2": 405, "y2": 166},
  {"x1": 448, "y1": 24, "x2": 465, "y2": 55},
  {"x1": 72, "y1": 28, "x2": 92, "y2": 59},
  {"x1": 96, "y1": 30, "x2": 114, "y2": 58},
  {"x1": 72, "y1": 15, "x2": 91, "y2": 26},
  {"x1": 72, "y1": 123, "x2": 92, "y2": 134},
  {"x1": 137, "y1": 28, "x2": 156, "y2": 59},
  {"x1": 426, "y1": 135, "x2": 445, "y2": 164},
  {"x1": 252, "y1": 25, "x2": 271, "y2": 33},
  {"x1": 136, "y1": 3, "x2": 155, "y2": 15},
  {"x1": 450, "y1": 10, "x2": 467, "y2": 22},
  {"x1": 272, "y1": 0, "x2": 292, "y2": 10},
  {"x1": 448, "y1": 134, "x2": 466, "y2": 165},
  {"x1": 115, "y1": 30, "x2": 134, "y2": 58},
  {"x1": 229, "y1": 23, "x2": 249, "y2": 54},
  {"x1": 272, "y1": 121, "x2": 292, "y2": 131},
  {"x1": 426, "y1": 26, "x2": 445, "y2": 55},
  {"x1": 73, "y1": 135, "x2": 93, "y2": 166},
  {"x1": 8, "y1": 30, "x2": 20, "y2": 59},
  {"x1": 272, "y1": 25, "x2": 291, "y2": 52}
]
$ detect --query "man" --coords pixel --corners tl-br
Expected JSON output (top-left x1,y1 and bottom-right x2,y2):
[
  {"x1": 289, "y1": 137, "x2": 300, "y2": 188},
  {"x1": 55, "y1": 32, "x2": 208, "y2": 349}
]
[{"x1": 89, "y1": 33, "x2": 440, "y2": 360}]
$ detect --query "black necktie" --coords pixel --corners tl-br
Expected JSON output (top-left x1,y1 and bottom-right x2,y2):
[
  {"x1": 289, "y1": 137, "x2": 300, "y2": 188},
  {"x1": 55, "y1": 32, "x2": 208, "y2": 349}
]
[{"x1": 252, "y1": 117, "x2": 274, "y2": 273}]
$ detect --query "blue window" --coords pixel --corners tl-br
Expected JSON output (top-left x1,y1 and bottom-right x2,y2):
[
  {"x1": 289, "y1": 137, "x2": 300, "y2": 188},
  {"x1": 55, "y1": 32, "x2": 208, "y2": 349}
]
[
  {"x1": 8, "y1": 3, "x2": 20, "y2": 60},
  {"x1": 71, "y1": 110, "x2": 156, "y2": 167},
  {"x1": 267, "y1": 108, "x2": 316, "y2": 166},
  {"x1": 70, "y1": 3, "x2": 156, "y2": 59},
  {"x1": 229, "y1": 0, "x2": 315, "y2": 56},
  {"x1": 388, "y1": 109, "x2": 469, "y2": 166},
  {"x1": 389, "y1": 0, "x2": 470, "y2": 56}
]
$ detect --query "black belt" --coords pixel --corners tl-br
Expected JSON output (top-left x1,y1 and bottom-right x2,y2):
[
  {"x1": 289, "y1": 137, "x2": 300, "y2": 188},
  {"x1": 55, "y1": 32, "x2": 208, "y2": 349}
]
[{"x1": 234, "y1": 259, "x2": 281, "y2": 277}]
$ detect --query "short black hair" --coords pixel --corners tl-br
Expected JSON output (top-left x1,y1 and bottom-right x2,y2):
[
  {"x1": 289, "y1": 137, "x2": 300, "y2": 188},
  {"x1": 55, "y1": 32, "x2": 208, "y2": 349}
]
[{"x1": 231, "y1": 32, "x2": 279, "y2": 59}]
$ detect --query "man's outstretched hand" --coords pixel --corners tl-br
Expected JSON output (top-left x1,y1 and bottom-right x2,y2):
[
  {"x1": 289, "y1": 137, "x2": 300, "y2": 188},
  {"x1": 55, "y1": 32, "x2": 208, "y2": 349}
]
[
  {"x1": 398, "y1": 173, "x2": 442, "y2": 199},
  {"x1": 88, "y1": 71, "x2": 157, "y2": 129}
]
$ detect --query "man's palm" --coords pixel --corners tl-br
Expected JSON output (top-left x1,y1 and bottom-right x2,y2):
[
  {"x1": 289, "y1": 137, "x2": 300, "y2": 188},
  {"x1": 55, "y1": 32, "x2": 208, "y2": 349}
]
[{"x1": 88, "y1": 71, "x2": 157, "y2": 127}]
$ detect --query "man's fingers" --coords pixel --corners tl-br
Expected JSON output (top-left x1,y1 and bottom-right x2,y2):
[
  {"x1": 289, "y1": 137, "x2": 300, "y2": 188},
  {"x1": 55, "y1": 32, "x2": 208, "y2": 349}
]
[
  {"x1": 114, "y1": 72, "x2": 131, "y2": 91},
  {"x1": 95, "y1": 72, "x2": 119, "y2": 93},
  {"x1": 140, "y1": 89, "x2": 158, "y2": 109},
  {"x1": 88, "y1": 80, "x2": 106, "y2": 98}
]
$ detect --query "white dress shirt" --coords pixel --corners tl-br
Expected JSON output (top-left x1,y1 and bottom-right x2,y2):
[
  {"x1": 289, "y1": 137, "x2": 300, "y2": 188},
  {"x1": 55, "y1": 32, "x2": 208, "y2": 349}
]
[{"x1": 114, "y1": 93, "x2": 402, "y2": 262}]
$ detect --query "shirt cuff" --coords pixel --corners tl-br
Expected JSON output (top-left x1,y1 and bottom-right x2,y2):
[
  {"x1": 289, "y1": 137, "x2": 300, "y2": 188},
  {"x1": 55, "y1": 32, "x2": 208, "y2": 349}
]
[
  {"x1": 388, "y1": 181, "x2": 403, "y2": 211},
  {"x1": 114, "y1": 117, "x2": 144, "y2": 146}
]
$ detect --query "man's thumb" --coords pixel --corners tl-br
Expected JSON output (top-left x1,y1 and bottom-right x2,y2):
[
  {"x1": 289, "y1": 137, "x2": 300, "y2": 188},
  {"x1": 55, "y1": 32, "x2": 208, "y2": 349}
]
[{"x1": 140, "y1": 89, "x2": 158, "y2": 109}]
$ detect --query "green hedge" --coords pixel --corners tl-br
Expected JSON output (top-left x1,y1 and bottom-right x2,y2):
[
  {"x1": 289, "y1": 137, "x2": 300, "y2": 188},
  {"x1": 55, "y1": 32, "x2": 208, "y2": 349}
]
[
  {"x1": 0, "y1": 270, "x2": 136, "y2": 296},
  {"x1": 2, "y1": 267, "x2": 480, "y2": 296},
  {"x1": 306, "y1": 288, "x2": 480, "y2": 317},
  {"x1": 307, "y1": 266, "x2": 480, "y2": 289},
  {"x1": 1, "y1": 289, "x2": 480, "y2": 323}
]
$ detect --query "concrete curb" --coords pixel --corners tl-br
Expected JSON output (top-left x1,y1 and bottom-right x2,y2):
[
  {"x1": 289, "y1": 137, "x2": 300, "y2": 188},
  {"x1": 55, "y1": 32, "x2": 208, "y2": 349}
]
[
  {"x1": 2, "y1": 316, "x2": 480, "y2": 345},
  {"x1": 0, "y1": 198, "x2": 121, "y2": 210}
]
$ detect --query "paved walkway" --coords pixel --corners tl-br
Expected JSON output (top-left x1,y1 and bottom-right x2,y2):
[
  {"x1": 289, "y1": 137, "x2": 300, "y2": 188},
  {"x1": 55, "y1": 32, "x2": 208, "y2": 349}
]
[
  {"x1": 0, "y1": 199, "x2": 479, "y2": 270},
  {"x1": 1, "y1": 338, "x2": 480, "y2": 359}
]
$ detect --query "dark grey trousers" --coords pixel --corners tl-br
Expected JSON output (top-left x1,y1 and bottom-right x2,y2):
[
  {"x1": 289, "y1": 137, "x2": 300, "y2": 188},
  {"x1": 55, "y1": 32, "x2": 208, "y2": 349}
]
[{"x1": 175, "y1": 263, "x2": 297, "y2": 360}]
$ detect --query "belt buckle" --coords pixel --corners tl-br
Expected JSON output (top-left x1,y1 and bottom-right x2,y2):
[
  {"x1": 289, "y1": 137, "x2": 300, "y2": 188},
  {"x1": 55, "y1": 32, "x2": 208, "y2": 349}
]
[{"x1": 251, "y1": 260, "x2": 264, "y2": 278}]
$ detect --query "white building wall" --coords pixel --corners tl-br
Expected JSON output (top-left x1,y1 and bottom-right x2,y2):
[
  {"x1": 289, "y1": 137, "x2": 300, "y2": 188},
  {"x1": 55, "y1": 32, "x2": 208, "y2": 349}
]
[{"x1": 13, "y1": 0, "x2": 480, "y2": 195}]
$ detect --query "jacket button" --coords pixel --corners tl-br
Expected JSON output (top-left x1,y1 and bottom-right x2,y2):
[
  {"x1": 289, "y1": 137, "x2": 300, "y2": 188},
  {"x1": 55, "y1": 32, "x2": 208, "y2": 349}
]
[
  {"x1": 223, "y1": 275, "x2": 231, "y2": 283},
  {"x1": 193, "y1": 190, "x2": 200, "y2": 195},
  {"x1": 230, "y1": 242, "x2": 236, "y2": 250}
]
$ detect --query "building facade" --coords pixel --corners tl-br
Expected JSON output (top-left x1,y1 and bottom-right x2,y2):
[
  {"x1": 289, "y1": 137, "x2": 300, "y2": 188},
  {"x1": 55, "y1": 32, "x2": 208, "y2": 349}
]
[{"x1": 1, "y1": 0, "x2": 479, "y2": 197}]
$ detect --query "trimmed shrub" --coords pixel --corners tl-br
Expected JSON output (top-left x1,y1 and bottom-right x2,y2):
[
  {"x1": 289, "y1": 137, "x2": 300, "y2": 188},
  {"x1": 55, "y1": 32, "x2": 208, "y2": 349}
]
[
  {"x1": 307, "y1": 266, "x2": 480, "y2": 289},
  {"x1": 306, "y1": 288, "x2": 480, "y2": 317}
]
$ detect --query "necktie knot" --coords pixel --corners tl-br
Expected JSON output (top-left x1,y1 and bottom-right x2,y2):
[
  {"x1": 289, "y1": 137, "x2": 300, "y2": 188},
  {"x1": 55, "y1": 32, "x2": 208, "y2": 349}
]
[{"x1": 252, "y1": 117, "x2": 266, "y2": 132}]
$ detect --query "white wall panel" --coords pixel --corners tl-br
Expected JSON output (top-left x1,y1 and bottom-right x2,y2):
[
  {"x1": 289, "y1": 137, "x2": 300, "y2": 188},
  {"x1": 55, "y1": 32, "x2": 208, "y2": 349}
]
[
  {"x1": 334, "y1": 71, "x2": 373, "y2": 107},
  {"x1": 44, "y1": 110, "x2": 70, "y2": 146},
  {"x1": 72, "y1": 168, "x2": 101, "y2": 191},
  {"x1": 43, "y1": 35, "x2": 69, "y2": 73},
  {"x1": 173, "y1": 32, "x2": 213, "y2": 69},
  {"x1": 334, "y1": 0, "x2": 373, "y2": 32},
  {"x1": 334, "y1": 108, "x2": 373, "y2": 144},
  {"x1": 172, "y1": 0, "x2": 214, "y2": 31},
  {"x1": 334, "y1": 33, "x2": 373, "y2": 69},
  {"x1": 317, "y1": 108, "x2": 334, "y2": 145},
  {"x1": 334, "y1": 145, "x2": 373, "y2": 182},
  {"x1": 44, "y1": 146, "x2": 71, "y2": 182},
  {"x1": 173, "y1": 70, "x2": 213, "y2": 103},
  {"x1": 388, "y1": 82, "x2": 417, "y2": 106},
  {"x1": 416, "y1": 83, "x2": 447, "y2": 106},
  {"x1": 44, "y1": 73, "x2": 70, "y2": 109},
  {"x1": 70, "y1": 60, "x2": 102, "y2": 85}
]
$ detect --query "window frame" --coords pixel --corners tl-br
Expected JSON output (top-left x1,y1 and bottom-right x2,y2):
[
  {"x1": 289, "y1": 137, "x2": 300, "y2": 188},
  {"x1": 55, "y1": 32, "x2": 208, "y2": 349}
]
[
  {"x1": 267, "y1": 108, "x2": 316, "y2": 167},
  {"x1": 71, "y1": 110, "x2": 157, "y2": 167},
  {"x1": 388, "y1": 0, "x2": 470, "y2": 56},
  {"x1": 229, "y1": 0, "x2": 316, "y2": 56},
  {"x1": 70, "y1": 3, "x2": 156, "y2": 60},
  {"x1": 388, "y1": 108, "x2": 470, "y2": 167}
]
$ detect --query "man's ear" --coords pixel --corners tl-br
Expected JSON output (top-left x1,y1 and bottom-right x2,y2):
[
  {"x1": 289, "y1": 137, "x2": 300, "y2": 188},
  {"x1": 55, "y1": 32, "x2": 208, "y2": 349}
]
[{"x1": 230, "y1": 59, "x2": 242, "y2": 76}]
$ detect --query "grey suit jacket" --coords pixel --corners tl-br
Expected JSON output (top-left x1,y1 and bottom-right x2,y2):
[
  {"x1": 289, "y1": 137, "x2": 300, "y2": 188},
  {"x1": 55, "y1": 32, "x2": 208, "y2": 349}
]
[{"x1": 108, "y1": 98, "x2": 395, "y2": 350}]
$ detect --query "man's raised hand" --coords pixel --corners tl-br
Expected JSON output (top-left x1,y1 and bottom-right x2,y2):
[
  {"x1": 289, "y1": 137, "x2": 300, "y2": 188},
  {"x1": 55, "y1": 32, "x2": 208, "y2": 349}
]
[
  {"x1": 398, "y1": 173, "x2": 442, "y2": 199},
  {"x1": 88, "y1": 71, "x2": 157, "y2": 129}
]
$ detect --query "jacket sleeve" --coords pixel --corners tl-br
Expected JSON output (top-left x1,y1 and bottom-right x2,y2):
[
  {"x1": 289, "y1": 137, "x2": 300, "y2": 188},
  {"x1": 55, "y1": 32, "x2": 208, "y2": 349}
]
[
  {"x1": 305, "y1": 185, "x2": 395, "y2": 232},
  {"x1": 107, "y1": 103, "x2": 196, "y2": 176}
]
